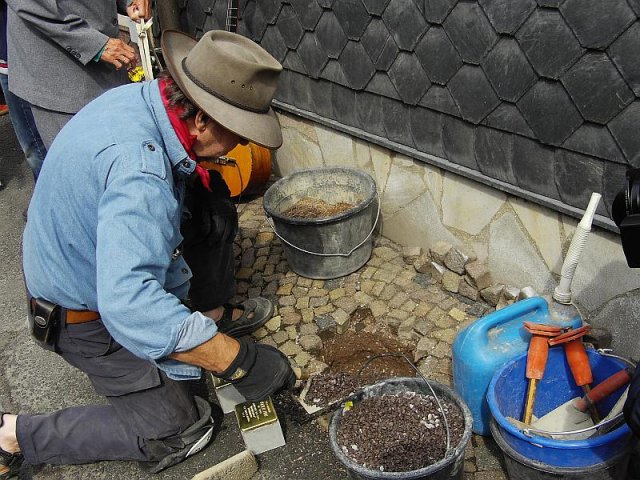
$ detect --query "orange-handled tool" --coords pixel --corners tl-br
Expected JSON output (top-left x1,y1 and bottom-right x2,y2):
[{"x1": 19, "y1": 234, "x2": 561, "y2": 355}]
[
  {"x1": 573, "y1": 368, "x2": 633, "y2": 413},
  {"x1": 522, "y1": 322, "x2": 563, "y2": 424},
  {"x1": 549, "y1": 325, "x2": 600, "y2": 423}
]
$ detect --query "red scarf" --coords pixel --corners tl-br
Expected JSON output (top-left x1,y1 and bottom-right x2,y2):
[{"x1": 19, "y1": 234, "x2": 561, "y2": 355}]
[{"x1": 159, "y1": 78, "x2": 211, "y2": 191}]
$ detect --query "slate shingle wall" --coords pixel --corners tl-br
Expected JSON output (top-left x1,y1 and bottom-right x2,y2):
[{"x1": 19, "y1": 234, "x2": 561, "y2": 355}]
[{"x1": 181, "y1": 0, "x2": 640, "y2": 229}]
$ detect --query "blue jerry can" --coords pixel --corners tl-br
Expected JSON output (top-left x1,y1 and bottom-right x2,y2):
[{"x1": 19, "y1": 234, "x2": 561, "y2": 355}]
[{"x1": 452, "y1": 297, "x2": 583, "y2": 435}]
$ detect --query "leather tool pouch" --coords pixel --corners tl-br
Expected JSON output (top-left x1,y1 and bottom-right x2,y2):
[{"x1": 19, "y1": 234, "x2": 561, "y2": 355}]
[{"x1": 28, "y1": 297, "x2": 60, "y2": 351}]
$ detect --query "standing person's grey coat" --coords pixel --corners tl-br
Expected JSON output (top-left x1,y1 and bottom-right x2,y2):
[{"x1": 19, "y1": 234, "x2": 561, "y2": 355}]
[{"x1": 5, "y1": 0, "x2": 130, "y2": 148}]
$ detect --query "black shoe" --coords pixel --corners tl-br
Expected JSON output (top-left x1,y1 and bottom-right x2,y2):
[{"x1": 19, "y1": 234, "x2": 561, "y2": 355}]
[
  {"x1": 217, "y1": 297, "x2": 274, "y2": 338},
  {"x1": 138, "y1": 396, "x2": 217, "y2": 474},
  {"x1": 0, "y1": 414, "x2": 23, "y2": 479}
]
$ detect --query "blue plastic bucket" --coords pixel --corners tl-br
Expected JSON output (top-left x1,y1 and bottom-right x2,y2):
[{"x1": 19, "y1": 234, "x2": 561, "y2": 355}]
[
  {"x1": 487, "y1": 348, "x2": 635, "y2": 468},
  {"x1": 453, "y1": 297, "x2": 582, "y2": 435}
]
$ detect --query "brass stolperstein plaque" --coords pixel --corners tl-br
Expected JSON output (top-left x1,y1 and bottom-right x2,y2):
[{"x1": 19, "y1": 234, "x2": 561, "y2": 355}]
[{"x1": 235, "y1": 397, "x2": 278, "y2": 432}]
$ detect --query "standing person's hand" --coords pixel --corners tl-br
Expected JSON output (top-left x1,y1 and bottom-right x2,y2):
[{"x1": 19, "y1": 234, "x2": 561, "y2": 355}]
[
  {"x1": 127, "y1": 0, "x2": 152, "y2": 21},
  {"x1": 99, "y1": 38, "x2": 137, "y2": 69}
]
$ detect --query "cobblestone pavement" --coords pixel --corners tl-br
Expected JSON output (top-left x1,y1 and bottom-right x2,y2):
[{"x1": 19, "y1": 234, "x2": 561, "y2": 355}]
[{"x1": 234, "y1": 190, "x2": 508, "y2": 480}]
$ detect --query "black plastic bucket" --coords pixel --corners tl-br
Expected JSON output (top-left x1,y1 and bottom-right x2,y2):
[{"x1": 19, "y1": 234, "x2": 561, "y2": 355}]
[
  {"x1": 263, "y1": 167, "x2": 378, "y2": 280},
  {"x1": 490, "y1": 419, "x2": 634, "y2": 479},
  {"x1": 328, "y1": 377, "x2": 473, "y2": 479}
]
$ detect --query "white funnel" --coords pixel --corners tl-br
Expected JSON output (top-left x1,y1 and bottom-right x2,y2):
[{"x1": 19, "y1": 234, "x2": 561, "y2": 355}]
[{"x1": 553, "y1": 193, "x2": 601, "y2": 304}]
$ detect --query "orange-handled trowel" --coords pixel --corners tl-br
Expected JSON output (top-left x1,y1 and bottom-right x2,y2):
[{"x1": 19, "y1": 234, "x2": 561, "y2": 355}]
[
  {"x1": 522, "y1": 322, "x2": 563, "y2": 424},
  {"x1": 549, "y1": 325, "x2": 600, "y2": 424}
]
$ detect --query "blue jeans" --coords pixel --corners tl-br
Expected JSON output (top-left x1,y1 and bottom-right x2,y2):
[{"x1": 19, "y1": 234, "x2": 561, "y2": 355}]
[{"x1": 0, "y1": 73, "x2": 46, "y2": 180}]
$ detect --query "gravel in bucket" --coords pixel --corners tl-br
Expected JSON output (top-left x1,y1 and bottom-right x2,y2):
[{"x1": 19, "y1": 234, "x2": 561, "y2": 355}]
[
  {"x1": 282, "y1": 197, "x2": 355, "y2": 219},
  {"x1": 336, "y1": 392, "x2": 465, "y2": 473}
]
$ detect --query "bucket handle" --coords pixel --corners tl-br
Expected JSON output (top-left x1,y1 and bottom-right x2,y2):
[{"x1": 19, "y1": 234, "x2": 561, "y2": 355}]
[
  {"x1": 519, "y1": 350, "x2": 636, "y2": 439},
  {"x1": 265, "y1": 194, "x2": 382, "y2": 258}
]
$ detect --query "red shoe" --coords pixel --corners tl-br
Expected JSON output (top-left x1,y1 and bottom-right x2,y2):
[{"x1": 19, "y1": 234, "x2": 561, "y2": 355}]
[{"x1": 0, "y1": 104, "x2": 8, "y2": 116}]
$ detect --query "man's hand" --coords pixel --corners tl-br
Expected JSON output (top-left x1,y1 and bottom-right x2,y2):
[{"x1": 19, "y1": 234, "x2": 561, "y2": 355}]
[
  {"x1": 99, "y1": 38, "x2": 137, "y2": 69},
  {"x1": 127, "y1": 0, "x2": 151, "y2": 21},
  {"x1": 170, "y1": 335, "x2": 295, "y2": 402}
]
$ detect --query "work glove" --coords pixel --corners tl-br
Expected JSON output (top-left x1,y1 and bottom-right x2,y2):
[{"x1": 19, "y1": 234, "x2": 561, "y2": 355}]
[
  {"x1": 216, "y1": 337, "x2": 296, "y2": 402},
  {"x1": 183, "y1": 169, "x2": 238, "y2": 247}
]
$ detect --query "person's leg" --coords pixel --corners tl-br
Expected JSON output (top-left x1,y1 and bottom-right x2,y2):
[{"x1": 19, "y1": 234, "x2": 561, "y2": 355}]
[
  {"x1": 9, "y1": 314, "x2": 215, "y2": 469},
  {"x1": 29, "y1": 105, "x2": 73, "y2": 151},
  {"x1": 0, "y1": 74, "x2": 47, "y2": 180}
]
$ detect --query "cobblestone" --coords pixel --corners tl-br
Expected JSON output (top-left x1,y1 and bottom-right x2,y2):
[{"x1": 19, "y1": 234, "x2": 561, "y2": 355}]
[{"x1": 232, "y1": 191, "x2": 501, "y2": 478}]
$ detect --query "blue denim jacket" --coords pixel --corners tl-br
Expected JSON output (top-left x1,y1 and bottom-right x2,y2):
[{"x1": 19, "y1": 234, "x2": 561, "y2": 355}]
[{"x1": 23, "y1": 80, "x2": 218, "y2": 380}]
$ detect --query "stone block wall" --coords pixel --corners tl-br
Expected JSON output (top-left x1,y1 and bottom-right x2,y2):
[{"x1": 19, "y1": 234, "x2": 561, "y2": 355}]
[{"x1": 181, "y1": 0, "x2": 640, "y2": 231}]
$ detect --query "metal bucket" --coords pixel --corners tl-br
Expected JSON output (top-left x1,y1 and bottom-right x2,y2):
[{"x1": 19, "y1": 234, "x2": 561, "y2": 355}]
[{"x1": 263, "y1": 167, "x2": 379, "y2": 280}]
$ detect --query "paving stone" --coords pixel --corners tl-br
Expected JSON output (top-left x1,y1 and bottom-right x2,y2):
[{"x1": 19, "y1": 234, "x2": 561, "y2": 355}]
[
  {"x1": 382, "y1": 0, "x2": 428, "y2": 51},
  {"x1": 402, "y1": 246, "x2": 422, "y2": 264},
  {"x1": 265, "y1": 315, "x2": 282, "y2": 332},
  {"x1": 448, "y1": 65, "x2": 500, "y2": 124},
  {"x1": 251, "y1": 327, "x2": 269, "y2": 340},
  {"x1": 479, "y1": 0, "x2": 536, "y2": 34},
  {"x1": 295, "y1": 296, "x2": 310, "y2": 309},
  {"x1": 298, "y1": 334, "x2": 323, "y2": 352},
  {"x1": 433, "y1": 328, "x2": 457, "y2": 344},
  {"x1": 282, "y1": 311, "x2": 303, "y2": 326},
  {"x1": 560, "y1": 0, "x2": 635, "y2": 49},
  {"x1": 415, "y1": 26, "x2": 463, "y2": 85},
  {"x1": 413, "y1": 272, "x2": 433, "y2": 289},
  {"x1": 482, "y1": 38, "x2": 536, "y2": 103},
  {"x1": 294, "y1": 351, "x2": 313, "y2": 368},
  {"x1": 309, "y1": 296, "x2": 329, "y2": 308},
  {"x1": 562, "y1": 123, "x2": 626, "y2": 164},
  {"x1": 444, "y1": 248, "x2": 470, "y2": 275},
  {"x1": 410, "y1": 106, "x2": 446, "y2": 159},
  {"x1": 259, "y1": 335, "x2": 278, "y2": 348},
  {"x1": 555, "y1": 150, "x2": 605, "y2": 211},
  {"x1": 272, "y1": 330, "x2": 290, "y2": 345},
  {"x1": 442, "y1": 116, "x2": 477, "y2": 170},
  {"x1": 511, "y1": 136, "x2": 561, "y2": 199},
  {"x1": 483, "y1": 103, "x2": 535, "y2": 138},
  {"x1": 398, "y1": 317, "x2": 419, "y2": 339},
  {"x1": 315, "y1": 11, "x2": 348, "y2": 58},
  {"x1": 516, "y1": 9, "x2": 584, "y2": 79},
  {"x1": 449, "y1": 307, "x2": 467, "y2": 322},
  {"x1": 444, "y1": 2, "x2": 498, "y2": 64},
  {"x1": 388, "y1": 52, "x2": 431, "y2": 105},
  {"x1": 503, "y1": 286, "x2": 520, "y2": 301},
  {"x1": 433, "y1": 341, "x2": 451, "y2": 359},
  {"x1": 413, "y1": 254, "x2": 432, "y2": 274},
  {"x1": 609, "y1": 102, "x2": 640, "y2": 166},
  {"x1": 474, "y1": 439, "x2": 505, "y2": 471},
  {"x1": 390, "y1": 291, "x2": 411, "y2": 309},
  {"x1": 442, "y1": 271, "x2": 461, "y2": 293},
  {"x1": 413, "y1": 302, "x2": 434, "y2": 317},
  {"x1": 419, "y1": 84, "x2": 460, "y2": 116},
  {"x1": 279, "y1": 295, "x2": 297, "y2": 307},
  {"x1": 415, "y1": 337, "x2": 438, "y2": 362},
  {"x1": 424, "y1": 0, "x2": 457, "y2": 23},
  {"x1": 435, "y1": 314, "x2": 456, "y2": 329},
  {"x1": 465, "y1": 261, "x2": 492, "y2": 291},
  {"x1": 426, "y1": 306, "x2": 446, "y2": 323},
  {"x1": 388, "y1": 308, "x2": 411, "y2": 322},
  {"x1": 339, "y1": 41, "x2": 376, "y2": 90},
  {"x1": 562, "y1": 52, "x2": 633, "y2": 125},
  {"x1": 475, "y1": 472, "x2": 507, "y2": 480},
  {"x1": 369, "y1": 300, "x2": 389, "y2": 317},
  {"x1": 439, "y1": 297, "x2": 458, "y2": 311},
  {"x1": 286, "y1": 325, "x2": 298, "y2": 340},
  {"x1": 314, "y1": 314, "x2": 336, "y2": 332},
  {"x1": 480, "y1": 284, "x2": 505, "y2": 306},
  {"x1": 280, "y1": 340, "x2": 303, "y2": 357},
  {"x1": 429, "y1": 241, "x2": 452, "y2": 263},
  {"x1": 414, "y1": 318, "x2": 433, "y2": 336}
]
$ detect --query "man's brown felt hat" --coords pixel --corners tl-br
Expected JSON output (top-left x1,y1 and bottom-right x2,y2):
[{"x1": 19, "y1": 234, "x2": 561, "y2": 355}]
[{"x1": 161, "y1": 29, "x2": 283, "y2": 149}]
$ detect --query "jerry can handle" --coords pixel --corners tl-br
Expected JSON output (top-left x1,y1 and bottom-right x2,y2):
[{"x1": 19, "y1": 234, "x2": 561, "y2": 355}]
[{"x1": 469, "y1": 297, "x2": 549, "y2": 346}]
